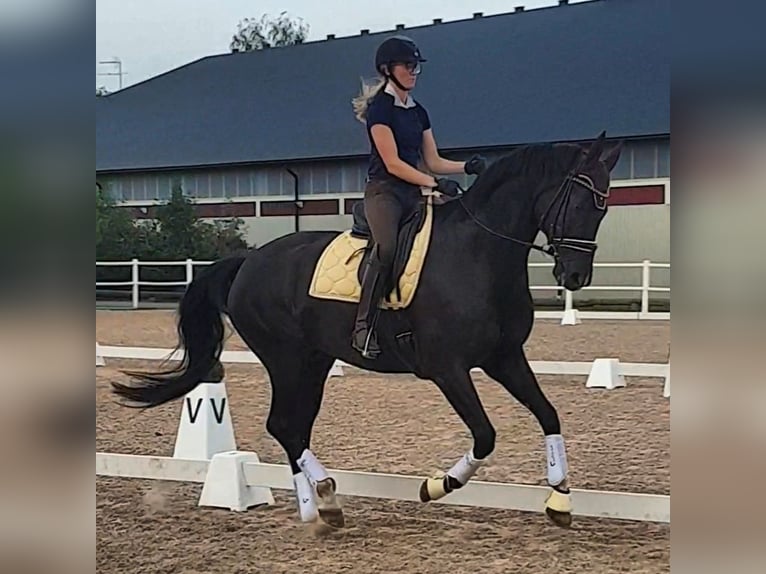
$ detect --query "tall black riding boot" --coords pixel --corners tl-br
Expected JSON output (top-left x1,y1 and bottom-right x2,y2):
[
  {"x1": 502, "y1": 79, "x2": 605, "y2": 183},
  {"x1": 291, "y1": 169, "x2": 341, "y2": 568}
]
[{"x1": 351, "y1": 256, "x2": 387, "y2": 359}]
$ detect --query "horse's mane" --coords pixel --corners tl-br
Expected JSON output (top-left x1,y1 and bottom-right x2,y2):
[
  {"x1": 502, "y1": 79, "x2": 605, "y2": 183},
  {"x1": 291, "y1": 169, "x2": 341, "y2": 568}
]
[{"x1": 468, "y1": 143, "x2": 584, "y2": 195}]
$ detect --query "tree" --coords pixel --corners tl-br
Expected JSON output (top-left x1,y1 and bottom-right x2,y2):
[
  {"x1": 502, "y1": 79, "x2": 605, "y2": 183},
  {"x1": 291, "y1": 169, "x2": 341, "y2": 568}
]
[
  {"x1": 230, "y1": 11, "x2": 309, "y2": 52},
  {"x1": 96, "y1": 182, "x2": 249, "y2": 288},
  {"x1": 151, "y1": 184, "x2": 201, "y2": 259},
  {"x1": 96, "y1": 184, "x2": 139, "y2": 258}
]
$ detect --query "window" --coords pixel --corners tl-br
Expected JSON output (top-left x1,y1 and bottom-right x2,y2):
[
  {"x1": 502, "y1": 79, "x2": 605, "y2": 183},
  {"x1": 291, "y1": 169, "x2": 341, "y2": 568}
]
[
  {"x1": 115, "y1": 181, "x2": 128, "y2": 201},
  {"x1": 657, "y1": 139, "x2": 670, "y2": 177},
  {"x1": 208, "y1": 173, "x2": 223, "y2": 198},
  {"x1": 131, "y1": 176, "x2": 147, "y2": 201},
  {"x1": 223, "y1": 172, "x2": 238, "y2": 197},
  {"x1": 195, "y1": 173, "x2": 210, "y2": 198},
  {"x1": 251, "y1": 170, "x2": 267, "y2": 196},
  {"x1": 632, "y1": 141, "x2": 657, "y2": 179},
  {"x1": 158, "y1": 175, "x2": 172, "y2": 200},
  {"x1": 610, "y1": 150, "x2": 632, "y2": 180},
  {"x1": 352, "y1": 162, "x2": 366, "y2": 191},
  {"x1": 101, "y1": 179, "x2": 125, "y2": 201},
  {"x1": 182, "y1": 174, "x2": 197, "y2": 196},
  {"x1": 337, "y1": 164, "x2": 354, "y2": 193},
  {"x1": 236, "y1": 170, "x2": 252, "y2": 197},
  {"x1": 266, "y1": 168, "x2": 283, "y2": 196},
  {"x1": 327, "y1": 168, "x2": 342, "y2": 193},
  {"x1": 310, "y1": 165, "x2": 329, "y2": 194}
]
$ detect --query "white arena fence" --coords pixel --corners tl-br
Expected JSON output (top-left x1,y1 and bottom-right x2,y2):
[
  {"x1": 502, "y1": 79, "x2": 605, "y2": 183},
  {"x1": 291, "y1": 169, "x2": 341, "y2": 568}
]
[
  {"x1": 96, "y1": 344, "x2": 670, "y2": 523},
  {"x1": 96, "y1": 452, "x2": 670, "y2": 523},
  {"x1": 96, "y1": 258, "x2": 670, "y2": 321},
  {"x1": 96, "y1": 343, "x2": 670, "y2": 397}
]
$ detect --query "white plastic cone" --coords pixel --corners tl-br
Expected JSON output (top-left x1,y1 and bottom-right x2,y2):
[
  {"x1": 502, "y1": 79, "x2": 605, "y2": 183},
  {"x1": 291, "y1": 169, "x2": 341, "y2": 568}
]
[
  {"x1": 585, "y1": 358, "x2": 626, "y2": 390},
  {"x1": 173, "y1": 382, "x2": 237, "y2": 460},
  {"x1": 561, "y1": 309, "x2": 581, "y2": 325},
  {"x1": 198, "y1": 451, "x2": 274, "y2": 511}
]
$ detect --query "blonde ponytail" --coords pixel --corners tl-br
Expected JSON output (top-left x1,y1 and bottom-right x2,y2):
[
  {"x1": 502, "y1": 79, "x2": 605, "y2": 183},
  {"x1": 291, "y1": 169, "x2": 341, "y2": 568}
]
[{"x1": 351, "y1": 76, "x2": 387, "y2": 123}]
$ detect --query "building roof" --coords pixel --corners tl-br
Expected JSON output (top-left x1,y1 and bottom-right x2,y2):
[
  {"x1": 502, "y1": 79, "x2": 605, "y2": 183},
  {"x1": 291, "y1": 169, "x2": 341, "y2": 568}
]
[{"x1": 96, "y1": 0, "x2": 669, "y2": 172}]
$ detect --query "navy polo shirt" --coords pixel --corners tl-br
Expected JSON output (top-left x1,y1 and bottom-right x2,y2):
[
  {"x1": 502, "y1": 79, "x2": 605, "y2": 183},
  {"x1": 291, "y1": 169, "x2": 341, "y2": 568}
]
[{"x1": 365, "y1": 84, "x2": 431, "y2": 192}]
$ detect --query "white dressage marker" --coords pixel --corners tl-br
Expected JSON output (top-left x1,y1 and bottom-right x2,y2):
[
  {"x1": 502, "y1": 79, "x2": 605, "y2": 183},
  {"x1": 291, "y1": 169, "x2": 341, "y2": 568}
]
[
  {"x1": 173, "y1": 381, "x2": 237, "y2": 460},
  {"x1": 586, "y1": 358, "x2": 626, "y2": 390},
  {"x1": 198, "y1": 451, "x2": 274, "y2": 511},
  {"x1": 560, "y1": 308, "x2": 582, "y2": 325}
]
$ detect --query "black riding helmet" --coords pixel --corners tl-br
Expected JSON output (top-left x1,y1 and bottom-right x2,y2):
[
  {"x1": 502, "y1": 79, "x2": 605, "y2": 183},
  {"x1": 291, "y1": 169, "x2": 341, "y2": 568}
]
[{"x1": 375, "y1": 35, "x2": 426, "y2": 90}]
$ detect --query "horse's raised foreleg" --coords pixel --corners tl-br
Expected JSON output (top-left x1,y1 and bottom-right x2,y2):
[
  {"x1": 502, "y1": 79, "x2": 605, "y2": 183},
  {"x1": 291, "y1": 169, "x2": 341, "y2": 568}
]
[
  {"x1": 419, "y1": 369, "x2": 495, "y2": 502},
  {"x1": 482, "y1": 348, "x2": 572, "y2": 527}
]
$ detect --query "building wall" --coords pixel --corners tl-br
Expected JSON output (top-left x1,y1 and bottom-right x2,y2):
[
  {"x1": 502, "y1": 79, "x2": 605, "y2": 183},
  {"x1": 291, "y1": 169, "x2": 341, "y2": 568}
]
[
  {"x1": 243, "y1": 214, "x2": 351, "y2": 247},
  {"x1": 99, "y1": 137, "x2": 670, "y2": 305},
  {"x1": 98, "y1": 138, "x2": 670, "y2": 202},
  {"x1": 237, "y1": 195, "x2": 670, "y2": 257}
]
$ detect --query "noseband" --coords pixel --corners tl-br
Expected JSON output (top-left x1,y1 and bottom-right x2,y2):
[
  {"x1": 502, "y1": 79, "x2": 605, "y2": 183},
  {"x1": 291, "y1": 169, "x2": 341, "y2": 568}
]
[{"x1": 456, "y1": 166, "x2": 609, "y2": 259}]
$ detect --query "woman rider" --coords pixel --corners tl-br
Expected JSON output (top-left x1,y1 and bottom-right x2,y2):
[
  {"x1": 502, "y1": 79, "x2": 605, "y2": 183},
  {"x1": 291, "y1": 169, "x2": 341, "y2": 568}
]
[{"x1": 350, "y1": 35, "x2": 487, "y2": 359}]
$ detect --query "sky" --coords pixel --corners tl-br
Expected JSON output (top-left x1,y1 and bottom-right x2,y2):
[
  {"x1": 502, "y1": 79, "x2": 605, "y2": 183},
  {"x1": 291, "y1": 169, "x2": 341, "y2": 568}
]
[{"x1": 96, "y1": 0, "x2": 589, "y2": 90}]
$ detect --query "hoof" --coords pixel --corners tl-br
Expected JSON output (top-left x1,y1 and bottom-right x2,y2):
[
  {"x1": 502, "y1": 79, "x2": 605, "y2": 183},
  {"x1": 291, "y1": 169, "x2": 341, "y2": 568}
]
[
  {"x1": 419, "y1": 475, "x2": 445, "y2": 502},
  {"x1": 419, "y1": 475, "x2": 461, "y2": 503},
  {"x1": 318, "y1": 505, "x2": 345, "y2": 529},
  {"x1": 315, "y1": 477, "x2": 345, "y2": 528},
  {"x1": 545, "y1": 506, "x2": 573, "y2": 528},
  {"x1": 544, "y1": 487, "x2": 572, "y2": 528},
  {"x1": 418, "y1": 479, "x2": 432, "y2": 503}
]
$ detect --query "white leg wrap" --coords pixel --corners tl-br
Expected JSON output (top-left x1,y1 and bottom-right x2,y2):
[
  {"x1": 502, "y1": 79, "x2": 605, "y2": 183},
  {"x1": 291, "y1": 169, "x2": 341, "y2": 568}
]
[
  {"x1": 545, "y1": 434, "x2": 568, "y2": 486},
  {"x1": 447, "y1": 449, "x2": 485, "y2": 485},
  {"x1": 297, "y1": 449, "x2": 330, "y2": 484},
  {"x1": 293, "y1": 472, "x2": 319, "y2": 522}
]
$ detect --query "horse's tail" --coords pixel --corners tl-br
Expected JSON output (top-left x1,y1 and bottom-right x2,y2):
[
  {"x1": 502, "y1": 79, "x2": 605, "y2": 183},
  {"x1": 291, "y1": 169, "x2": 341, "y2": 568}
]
[{"x1": 111, "y1": 254, "x2": 246, "y2": 408}]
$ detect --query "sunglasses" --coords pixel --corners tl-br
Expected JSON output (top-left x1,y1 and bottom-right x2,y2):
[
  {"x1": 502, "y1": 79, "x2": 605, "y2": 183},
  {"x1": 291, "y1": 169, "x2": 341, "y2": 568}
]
[{"x1": 393, "y1": 61, "x2": 422, "y2": 75}]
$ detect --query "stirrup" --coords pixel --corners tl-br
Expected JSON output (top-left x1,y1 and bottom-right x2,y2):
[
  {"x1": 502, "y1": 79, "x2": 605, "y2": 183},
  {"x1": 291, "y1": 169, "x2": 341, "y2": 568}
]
[{"x1": 352, "y1": 326, "x2": 380, "y2": 359}]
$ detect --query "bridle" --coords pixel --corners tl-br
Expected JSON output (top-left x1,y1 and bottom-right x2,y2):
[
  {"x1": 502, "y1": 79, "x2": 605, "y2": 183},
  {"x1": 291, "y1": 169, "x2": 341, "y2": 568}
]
[{"x1": 454, "y1": 163, "x2": 610, "y2": 259}]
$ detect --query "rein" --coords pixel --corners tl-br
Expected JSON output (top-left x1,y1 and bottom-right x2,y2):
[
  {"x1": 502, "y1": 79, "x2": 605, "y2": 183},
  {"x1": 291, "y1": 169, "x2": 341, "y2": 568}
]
[{"x1": 453, "y1": 166, "x2": 608, "y2": 259}]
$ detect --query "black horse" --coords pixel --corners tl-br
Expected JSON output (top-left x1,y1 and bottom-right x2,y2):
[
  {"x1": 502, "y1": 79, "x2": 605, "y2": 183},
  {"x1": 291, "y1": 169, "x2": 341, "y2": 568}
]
[{"x1": 113, "y1": 132, "x2": 622, "y2": 528}]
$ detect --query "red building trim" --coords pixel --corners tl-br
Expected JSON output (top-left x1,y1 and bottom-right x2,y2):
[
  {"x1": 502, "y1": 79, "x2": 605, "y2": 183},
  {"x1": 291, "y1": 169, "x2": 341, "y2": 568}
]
[
  {"x1": 344, "y1": 198, "x2": 362, "y2": 214},
  {"x1": 260, "y1": 199, "x2": 339, "y2": 217},
  {"x1": 608, "y1": 185, "x2": 665, "y2": 206},
  {"x1": 122, "y1": 202, "x2": 256, "y2": 219}
]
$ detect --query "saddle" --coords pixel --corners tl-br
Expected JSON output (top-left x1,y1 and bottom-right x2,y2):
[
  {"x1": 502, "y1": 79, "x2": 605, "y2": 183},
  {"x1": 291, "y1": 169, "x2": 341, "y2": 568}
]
[{"x1": 308, "y1": 196, "x2": 433, "y2": 309}]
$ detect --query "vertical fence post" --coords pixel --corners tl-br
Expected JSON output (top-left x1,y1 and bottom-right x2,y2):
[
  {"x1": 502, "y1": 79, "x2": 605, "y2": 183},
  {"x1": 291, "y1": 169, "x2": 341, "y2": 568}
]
[
  {"x1": 641, "y1": 259, "x2": 651, "y2": 316},
  {"x1": 560, "y1": 288, "x2": 581, "y2": 325},
  {"x1": 131, "y1": 258, "x2": 140, "y2": 309},
  {"x1": 186, "y1": 259, "x2": 194, "y2": 287}
]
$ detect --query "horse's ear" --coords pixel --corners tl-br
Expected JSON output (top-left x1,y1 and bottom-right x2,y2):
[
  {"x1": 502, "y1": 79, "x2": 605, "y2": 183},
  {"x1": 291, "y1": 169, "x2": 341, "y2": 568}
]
[
  {"x1": 584, "y1": 130, "x2": 607, "y2": 165},
  {"x1": 601, "y1": 140, "x2": 624, "y2": 172}
]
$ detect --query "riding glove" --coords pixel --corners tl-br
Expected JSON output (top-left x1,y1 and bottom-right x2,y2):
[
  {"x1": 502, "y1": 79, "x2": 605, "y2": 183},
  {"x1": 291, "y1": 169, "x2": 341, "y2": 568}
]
[
  {"x1": 464, "y1": 154, "x2": 488, "y2": 176},
  {"x1": 434, "y1": 178, "x2": 462, "y2": 197}
]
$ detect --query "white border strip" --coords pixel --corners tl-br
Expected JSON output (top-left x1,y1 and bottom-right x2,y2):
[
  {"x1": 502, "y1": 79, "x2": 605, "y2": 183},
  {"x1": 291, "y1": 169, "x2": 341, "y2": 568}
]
[
  {"x1": 98, "y1": 345, "x2": 669, "y2": 378},
  {"x1": 96, "y1": 453, "x2": 669, "y2": 523},
  {"x1": 535, "y1": 311, "x2": 670, "y2": 321}
]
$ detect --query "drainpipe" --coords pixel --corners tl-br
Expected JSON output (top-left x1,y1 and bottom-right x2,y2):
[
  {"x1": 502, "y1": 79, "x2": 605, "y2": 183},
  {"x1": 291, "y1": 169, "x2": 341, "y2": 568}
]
[{"x1": 285, "y1": 167, "x2": 301, "y2": 232}]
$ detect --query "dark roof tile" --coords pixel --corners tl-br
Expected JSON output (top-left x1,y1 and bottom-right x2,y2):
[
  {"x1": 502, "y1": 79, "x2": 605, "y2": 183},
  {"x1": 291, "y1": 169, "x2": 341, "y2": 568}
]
[{"x1": 97, "y1": 0, "x2": 669, "y2": 172}]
